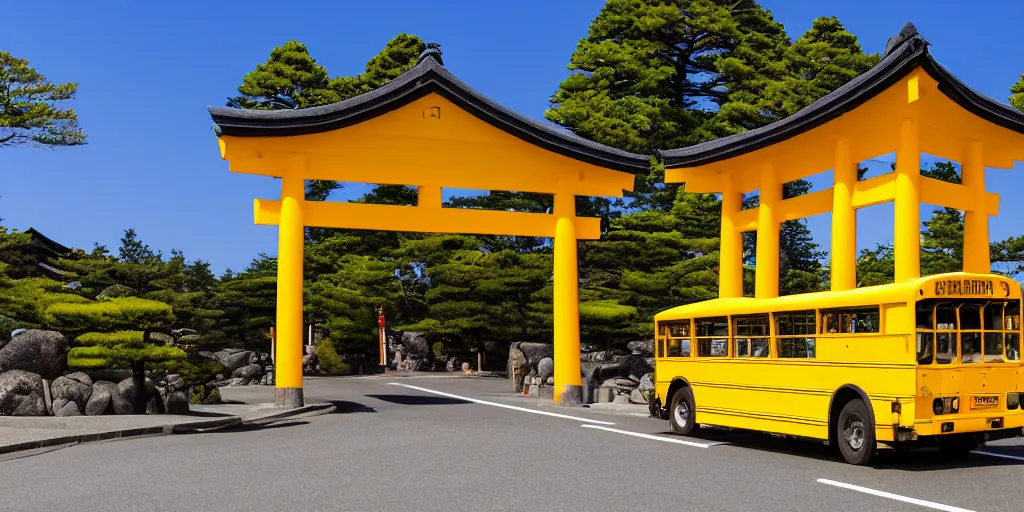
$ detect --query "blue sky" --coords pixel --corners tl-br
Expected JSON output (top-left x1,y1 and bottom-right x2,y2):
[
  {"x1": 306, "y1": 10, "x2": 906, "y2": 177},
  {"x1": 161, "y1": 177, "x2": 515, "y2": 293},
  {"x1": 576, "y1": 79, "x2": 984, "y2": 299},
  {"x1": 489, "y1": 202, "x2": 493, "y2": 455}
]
[{"x1": 2, "y1": 0, "x2": 1022, "y2": 276}]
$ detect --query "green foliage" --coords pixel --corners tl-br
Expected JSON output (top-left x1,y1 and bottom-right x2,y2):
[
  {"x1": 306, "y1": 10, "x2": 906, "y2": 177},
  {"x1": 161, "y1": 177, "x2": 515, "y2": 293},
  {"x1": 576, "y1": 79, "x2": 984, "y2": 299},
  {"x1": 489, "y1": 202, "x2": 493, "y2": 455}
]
[
  {"x1": 74, "y1": 330, "x2": 144, "y2": 348},
  {"x1": 68, "y1": 345, "x2": 186, "y2": 370},
  {"x1": 190, "y1": 385, "x2": 221, "y2": 405},
  {"x1": 44, "y1": 297, "x2": 174, "y2": 334},
  {"x1": 0, "y1": 51, "x2": 86, "y2": 148},
  {"x1": 314, "y1": 338, "x2": 347, "y2": 374},
  {"x1": 1010, "y1": 74, "x2": 1024, "y2": 112},
  {"x1": 431, "y1": 341, "x2": 446, "y2": 360}
]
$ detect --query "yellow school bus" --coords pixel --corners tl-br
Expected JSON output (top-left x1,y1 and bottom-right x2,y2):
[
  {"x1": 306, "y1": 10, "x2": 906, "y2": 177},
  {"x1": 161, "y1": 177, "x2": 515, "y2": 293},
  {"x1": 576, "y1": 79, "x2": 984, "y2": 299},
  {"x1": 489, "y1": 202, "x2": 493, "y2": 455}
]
[{"x1": 649, "y1": 272, "x2": 1024, "y2": 465}]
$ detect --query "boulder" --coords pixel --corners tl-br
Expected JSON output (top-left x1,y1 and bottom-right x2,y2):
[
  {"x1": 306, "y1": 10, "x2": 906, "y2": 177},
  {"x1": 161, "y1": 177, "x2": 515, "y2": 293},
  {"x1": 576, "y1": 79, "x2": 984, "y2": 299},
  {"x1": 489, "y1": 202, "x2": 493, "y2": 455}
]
[
  {"x1": 51, "y1": 375, "x2": 93, "y2": 412},
  {"x1": 0, "y1": 329, "x2": 67, "y2": 379},
  {"x1": 0, "y1": 370, "x2": 47, "y2": 416},
  {"x1": 166, "y1": 374, "x2": 185, "y2": 392},
  {"x1": 149, "y1": 332, "x2": 173, "y2": 345},
  {"x1": 113, "y1": 379, "x2": 136, "y2": 415},
  {"x1": 638, "y1": 373, "x2": 654, "y2": 391},
  {"x1": 161, "y1": 390, "x2": 189, "y2": 414},
  {"x1": 629, "y1": 388, "x2": 649, "y2": 404},
  {"x1": 537, "y1": 357, "x2": 554, "y2": 381},
  {"x1": 259, "y1": 374, "x2": 268, "y2": 386},
  {"x1": 232, "y1": 363, "x2": 262, "y2": 380},
  {"x1": 214, "y1": 349, "x2": 256, "y2": 374},
  {"x1": 401, "y1": 332, "x2": 430, "y2": 359},
  {"x1": 55, "y1": 400, "x2": 82, "y2": 416},
  {"x1": 84, "y1": 369, "x2": 132, "y2": 383},
  {"x1": 65, "y1": 371, "x2": 93, "y2": 387},
  {"x1": 627, "y1": 339, "x2": 655, "y2": 356},
  {"x1": 445, "y1": 358, "x2": 460, "y2": 372},
  {"x1": 85, "y1": 381, "x2": 117, "y2": 416}
]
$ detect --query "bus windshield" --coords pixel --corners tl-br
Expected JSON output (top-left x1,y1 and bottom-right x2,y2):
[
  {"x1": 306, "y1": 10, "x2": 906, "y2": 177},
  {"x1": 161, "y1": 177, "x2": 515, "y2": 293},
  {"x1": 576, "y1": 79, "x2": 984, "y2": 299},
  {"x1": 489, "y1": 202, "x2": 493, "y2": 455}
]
[{"x1": 915, "y1": 299, "x2": 1021, "y2": 365}]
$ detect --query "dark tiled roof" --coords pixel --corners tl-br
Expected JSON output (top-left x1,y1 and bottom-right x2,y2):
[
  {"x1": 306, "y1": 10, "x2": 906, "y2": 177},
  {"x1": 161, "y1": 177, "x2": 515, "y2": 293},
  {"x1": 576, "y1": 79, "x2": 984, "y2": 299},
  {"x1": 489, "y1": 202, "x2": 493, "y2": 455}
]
[
  {"x1": 209, "y1": 49, "x2": 651, "y2": 174},
  {"x1": 25, "y1": 227, "x2": 72, "y2": 256},
  {"x1": 656, "y1": 23, "x2": 1024, "y2": 168}
]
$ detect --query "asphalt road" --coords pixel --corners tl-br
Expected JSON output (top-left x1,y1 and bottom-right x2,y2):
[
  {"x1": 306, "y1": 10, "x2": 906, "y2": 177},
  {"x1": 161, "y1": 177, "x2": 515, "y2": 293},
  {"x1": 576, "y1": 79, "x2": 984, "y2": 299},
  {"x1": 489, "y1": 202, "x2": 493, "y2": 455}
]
[{"x1": 1, "y1": 374, "x2": 1022, "y2": 512}]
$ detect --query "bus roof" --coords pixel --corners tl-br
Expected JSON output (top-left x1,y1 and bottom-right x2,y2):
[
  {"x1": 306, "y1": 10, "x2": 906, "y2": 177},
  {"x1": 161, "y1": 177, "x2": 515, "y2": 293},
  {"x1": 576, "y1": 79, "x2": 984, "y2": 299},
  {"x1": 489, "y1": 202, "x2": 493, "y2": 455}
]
[{"x1": 654, "y1": 272, "x2": 1021, "y2": 321}]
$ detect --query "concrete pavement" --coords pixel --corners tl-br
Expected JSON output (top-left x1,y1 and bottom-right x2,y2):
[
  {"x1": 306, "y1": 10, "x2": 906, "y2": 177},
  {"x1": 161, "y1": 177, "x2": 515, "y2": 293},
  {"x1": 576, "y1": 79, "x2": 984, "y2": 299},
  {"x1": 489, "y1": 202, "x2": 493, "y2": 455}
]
[{"x1": 0, "y1": 374, "x2": 1022, "y2": 511}]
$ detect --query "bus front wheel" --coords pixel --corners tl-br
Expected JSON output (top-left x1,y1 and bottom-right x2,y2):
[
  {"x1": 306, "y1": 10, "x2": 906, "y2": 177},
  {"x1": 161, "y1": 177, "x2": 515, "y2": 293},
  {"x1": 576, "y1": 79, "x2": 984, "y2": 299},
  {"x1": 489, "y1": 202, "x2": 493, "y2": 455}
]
[
  {"x1": 669, "y1": 387, "x2": 697, "y2": 436},
  {"x1": 837, "y1": 399, "x2": 875, "y2": 465}
]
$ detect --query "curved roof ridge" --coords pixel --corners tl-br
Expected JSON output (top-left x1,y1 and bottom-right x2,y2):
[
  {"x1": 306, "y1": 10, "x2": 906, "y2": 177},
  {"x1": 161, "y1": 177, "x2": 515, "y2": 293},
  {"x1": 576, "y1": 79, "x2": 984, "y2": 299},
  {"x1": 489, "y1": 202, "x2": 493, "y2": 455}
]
[
  {"x1": 209, "y1": 51, "x2": 650, "y2": 173},
  {"x1": 657, "y1": 22, "x2": 1024, "y2": 168}
]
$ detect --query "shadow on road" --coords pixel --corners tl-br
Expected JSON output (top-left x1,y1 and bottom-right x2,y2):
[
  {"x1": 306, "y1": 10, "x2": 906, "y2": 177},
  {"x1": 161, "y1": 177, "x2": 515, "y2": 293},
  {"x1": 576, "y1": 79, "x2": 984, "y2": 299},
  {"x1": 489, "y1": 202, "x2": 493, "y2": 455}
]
[
  {"x1": 658, "y1": 427, "x2": 1024, "y2": 471},
  {"x1": 327, "y1": 400, "x2": 378, "y2": 414},
  {"x1": 364, "y1": 394, "x2": 470, "y2": 406}
]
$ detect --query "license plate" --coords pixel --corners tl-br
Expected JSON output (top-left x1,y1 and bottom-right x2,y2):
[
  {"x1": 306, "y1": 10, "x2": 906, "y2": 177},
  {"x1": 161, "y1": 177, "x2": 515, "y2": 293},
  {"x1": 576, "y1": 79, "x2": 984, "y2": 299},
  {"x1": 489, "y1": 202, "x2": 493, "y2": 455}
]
[{"x1": 974, "y1": 396, "x2": 998, "y2": 407}]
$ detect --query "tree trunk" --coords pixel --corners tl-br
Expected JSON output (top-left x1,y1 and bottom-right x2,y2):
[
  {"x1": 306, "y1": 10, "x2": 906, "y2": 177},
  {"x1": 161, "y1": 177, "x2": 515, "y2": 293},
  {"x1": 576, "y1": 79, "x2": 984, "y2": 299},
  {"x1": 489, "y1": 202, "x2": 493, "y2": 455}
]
[{"x1": 132, "y1": 361, "x2": 146, "y2": 414}]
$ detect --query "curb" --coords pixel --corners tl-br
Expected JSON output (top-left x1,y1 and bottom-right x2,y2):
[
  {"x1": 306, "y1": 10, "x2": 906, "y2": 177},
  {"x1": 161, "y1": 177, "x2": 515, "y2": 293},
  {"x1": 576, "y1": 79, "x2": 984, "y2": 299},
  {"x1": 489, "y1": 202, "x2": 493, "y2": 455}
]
[
  {"x1": 239, "y1": 402, "x2": 336, "y2": 427},
  {"x1": 0, "y1": 403, "x2": 337, "y2": 458}
]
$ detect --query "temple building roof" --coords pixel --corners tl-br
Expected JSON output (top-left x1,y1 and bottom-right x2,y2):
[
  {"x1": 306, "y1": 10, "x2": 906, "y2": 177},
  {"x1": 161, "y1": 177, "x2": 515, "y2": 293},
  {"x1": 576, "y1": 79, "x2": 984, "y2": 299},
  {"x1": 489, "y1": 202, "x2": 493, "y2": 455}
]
[
  {"x1": 209, "y1": 47, "x2": 651, "y2": 174},
  {"x1": 656, "y1": 23, "x2": 1024, "y2": 168}
]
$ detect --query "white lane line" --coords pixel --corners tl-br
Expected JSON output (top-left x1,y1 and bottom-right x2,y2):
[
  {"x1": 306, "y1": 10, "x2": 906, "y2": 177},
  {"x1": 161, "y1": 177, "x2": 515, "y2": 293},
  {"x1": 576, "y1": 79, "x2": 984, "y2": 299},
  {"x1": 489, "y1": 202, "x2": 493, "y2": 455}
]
[
  {"x1": 970, "y1": 450, "x2": 1024, "y2": 462},
  {"x1": 580, "y1": 424, "x2": 721, "y2": 448},
  {"x1": 387, "y1": 382, "x2": 616, "y2": 425},
  {"x1": 816, "y1": 479, "x2": 975, "y2": 512}
]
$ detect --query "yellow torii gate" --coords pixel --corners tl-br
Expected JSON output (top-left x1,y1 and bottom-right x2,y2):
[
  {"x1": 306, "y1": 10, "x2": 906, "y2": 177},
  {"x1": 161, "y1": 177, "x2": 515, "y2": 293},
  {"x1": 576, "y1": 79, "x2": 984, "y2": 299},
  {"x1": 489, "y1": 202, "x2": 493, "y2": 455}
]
[
  {"x1": 657, "y1": 23, "x2": 1024, "y2": 296},
  {"x1": 208, "y1": 47, "x2": 650, "y2": 408}
]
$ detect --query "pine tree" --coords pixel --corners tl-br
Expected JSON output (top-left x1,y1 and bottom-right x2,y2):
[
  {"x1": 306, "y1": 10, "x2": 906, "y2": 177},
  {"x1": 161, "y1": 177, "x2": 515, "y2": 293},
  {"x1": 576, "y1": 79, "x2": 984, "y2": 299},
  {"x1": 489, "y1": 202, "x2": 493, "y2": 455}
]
[
  {"x1": 0, "y1": 51, "x2": 86, "y2": 148},
  {"x1": 1010, "y1": 74, "x2": 1024, "y2": 112}
]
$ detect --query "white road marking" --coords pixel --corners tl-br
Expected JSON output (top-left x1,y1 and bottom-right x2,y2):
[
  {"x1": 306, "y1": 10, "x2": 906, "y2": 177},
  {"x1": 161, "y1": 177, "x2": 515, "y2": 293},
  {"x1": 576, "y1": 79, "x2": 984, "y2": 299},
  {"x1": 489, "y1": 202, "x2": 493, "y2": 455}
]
[
  {"x1": 973, "y1": 450, "x2": 1024, "y2": 462},
  {"x1": 387, "y1": 382, "x2": 616, "y2": 425},
  {"x1": 816, "y1": 479, "x2": 975, "y2": 512},
  {"x1": 580, "y1": 425, "x2": 722, "y2": 448}
]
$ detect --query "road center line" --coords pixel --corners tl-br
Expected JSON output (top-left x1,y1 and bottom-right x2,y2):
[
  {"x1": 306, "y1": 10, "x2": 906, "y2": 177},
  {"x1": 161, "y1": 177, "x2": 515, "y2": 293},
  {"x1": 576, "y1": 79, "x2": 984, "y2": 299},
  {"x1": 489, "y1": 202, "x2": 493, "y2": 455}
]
[
  {"x1": 387, "y1": 382, "x2": 615, "y2": 425},
  {"x1": 973, "y1": 450, "x2": 1024, "y2": 462},
  {"x1": 816, "y1": 479, "x2": 975, "y2": 512},
  {"x1": 580, "y1": 424, "x2": 719, "y2": 448}
]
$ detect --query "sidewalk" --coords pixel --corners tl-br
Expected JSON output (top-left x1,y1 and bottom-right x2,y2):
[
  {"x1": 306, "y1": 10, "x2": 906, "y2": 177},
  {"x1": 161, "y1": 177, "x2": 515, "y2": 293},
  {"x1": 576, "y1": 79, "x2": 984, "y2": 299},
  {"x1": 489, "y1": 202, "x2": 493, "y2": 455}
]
[{"x1": 0, "y1": 396, "x2": 334, "y2": 458}]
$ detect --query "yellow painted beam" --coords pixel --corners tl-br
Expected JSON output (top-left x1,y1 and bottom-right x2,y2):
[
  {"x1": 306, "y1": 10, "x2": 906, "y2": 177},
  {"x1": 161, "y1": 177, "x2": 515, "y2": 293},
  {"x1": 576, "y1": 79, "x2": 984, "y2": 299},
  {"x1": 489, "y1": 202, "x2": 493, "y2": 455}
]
[
  {"x1": 718, "y1": 176, "x2": 744, "y2": 299},
  {"x1": 831, "y1": 138, "x2": 857, "y2": 292},
  {"x1": 662, "y1": 168, "x2": 725, "y2": 193},
  {"x1": 894, "y1": 117, "x2": 921, "y2": 282},
  {"x1": 275, "y1": 174, "x2": 305, "y2": 408},
  {"x1": 852, "y1": 174, "x2": 896, "y2": 209},
  {"x1": 220, "y1": 142, "x2": 636, "y2": 197},
  {"x1": 962, "y1": 140, "x2": 991, "y2": 273},
  {"x1": 734, "y1": 208, "x2": 759, "y2": 232},
  {"x1": 776, "y1": 189, "x2": 834, "y2": 223},
  {"x1": 254, "y1": 199, "x2": 603, "y2": 240},
  {"x1": 755, "y1": 164, "x2": 780, "y2": 299}
]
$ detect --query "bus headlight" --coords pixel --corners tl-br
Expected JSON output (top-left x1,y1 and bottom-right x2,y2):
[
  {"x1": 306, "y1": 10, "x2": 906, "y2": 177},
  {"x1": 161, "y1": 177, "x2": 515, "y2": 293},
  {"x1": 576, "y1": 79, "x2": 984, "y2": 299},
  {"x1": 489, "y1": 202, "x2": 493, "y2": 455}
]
[
  {"x1": 933, "y1": 398, "x2": 943, "y2": 415},
  {"x1": 1008, "y1": 392, "x2": 1020, "y2": 410}
]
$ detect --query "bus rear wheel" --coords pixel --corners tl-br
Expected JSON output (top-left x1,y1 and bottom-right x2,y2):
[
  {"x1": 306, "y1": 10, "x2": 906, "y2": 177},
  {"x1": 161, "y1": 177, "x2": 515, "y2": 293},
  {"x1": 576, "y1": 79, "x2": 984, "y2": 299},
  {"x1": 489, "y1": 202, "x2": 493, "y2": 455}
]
[
  {"x1": 837, "y1": 399, "x2": 875, "y2": 465},
  {"x1": 669, "y1": 387, "x2": 697, "y2": 436}
]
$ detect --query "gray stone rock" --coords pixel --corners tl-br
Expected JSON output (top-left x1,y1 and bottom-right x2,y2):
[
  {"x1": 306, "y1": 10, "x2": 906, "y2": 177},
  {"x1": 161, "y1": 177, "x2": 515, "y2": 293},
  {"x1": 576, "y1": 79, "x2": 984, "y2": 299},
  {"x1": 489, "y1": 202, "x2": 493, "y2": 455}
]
[
  {"x1": 232, "y1": 363, "x2": 262, "y2": 380},
  {"x1": 229, "y1": 377, "x2": 246, "y2": 386},
  {"x1": 0, "y1": 370, "x2": 47, "y2": 416},
  {"x1": 627, "y1": 339, "x2": 655, "y2": 356},
  {"x1": 213, "y1": 350, "x2": 256, "y2": 373},
  {"x1": 638, "y1": 373, "x2": 654, "y2": 391},
  {"x1": 612, "y1": 393, "x2": 631, "y2": 404},
  {"x1": 65, "y1": 371, "x2": 93, "y2": 387},
  {"x1": 401, "y1": 332, "x2": 430, "y2": 359},
  {"x1": 629, "y1": 388, "x2": 649, "y2": 404},
  {"x1": 537, "y1": 357, "x2": 554, "y2": 381},
  {"x1": 545, "y1": 376, "x2": 554, "y2": 385},
  {"x1": 145, "y1": 393, "x2": 163, "y2": 415},
  {"x1": 0, "y1": 329, "x2": 67, "y2": 379},
  {"x1": 161, "y1": 390, "x2": 189, "y2": 414},
  {"x1": 51, "y1": 375, "x2": 93, "y2": 412},
  {"x1": 52, "y1": 397, "x2": 69, "y2": 412},
  {"x1": 55, "y1": 400, "x2": 81, "y2": 416},
  {"x1": 259, "y1": 374, "x2": 268, "y2": 386},
  {"x1": 113, "y1": 379, "x2": 136, "y2": 415},
  {"x1": 304, "y1": 344, "x2": 318, "y2": 356},
  {"x1": 85, "y1": 381, "x2": 116, "y2": 416},
  {"x1": 166, "y1": 374, "x2": 184, "y2": 391},
  {"x1": 84, "y1": 369, "x2": 132, "y2": 383},
  {"x1": 613, "y1": 377, "x2": 638, "y2": 388},
  {"x1": 149, "y1": 332, "x2": 173, "y2": 345}
]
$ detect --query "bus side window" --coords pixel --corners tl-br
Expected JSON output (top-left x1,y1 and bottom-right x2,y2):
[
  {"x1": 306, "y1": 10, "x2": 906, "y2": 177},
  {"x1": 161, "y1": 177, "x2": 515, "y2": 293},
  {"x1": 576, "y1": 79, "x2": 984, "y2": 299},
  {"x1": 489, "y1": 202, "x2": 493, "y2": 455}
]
[
  {"x1": 734, "y1": 315, "x2": 770, "y2": 358},
  {"x1": 695, "y1": 317, "x2": 728, "y2": 357},
  {"x1": 666, "y1": 321, "x2": 690, "y2": 358},
  {"x1": 776, "y1": 311, "x2": 816, "y2": 358},
  {"x1": 822, "y1": 307, "x2": 880, "y2": 334}
]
